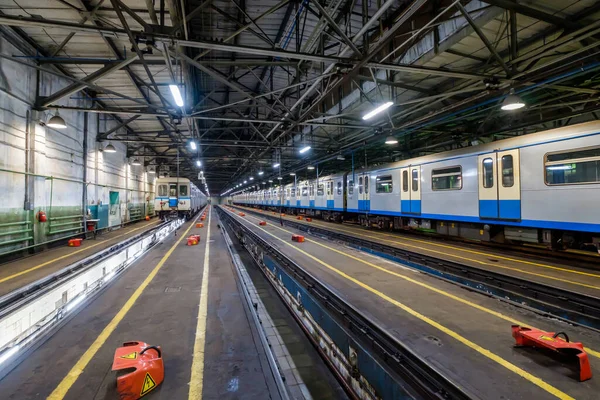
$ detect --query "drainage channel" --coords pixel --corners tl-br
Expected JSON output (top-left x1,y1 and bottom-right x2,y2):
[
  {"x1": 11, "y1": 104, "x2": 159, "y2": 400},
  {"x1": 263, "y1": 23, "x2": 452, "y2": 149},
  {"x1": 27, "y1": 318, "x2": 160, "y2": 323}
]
[
  {"x1": 0, "y1": 208, "x2": 198, "y2": 378},
  {"x1": 233, "y1": 206, "x2": 600, "y2": 332},
  {"x1": 220, "y1": 213, "x2": 349, "y2": 400},
  {"x1": 218, "y1": 206, "x2": 469, "y2": 400}
]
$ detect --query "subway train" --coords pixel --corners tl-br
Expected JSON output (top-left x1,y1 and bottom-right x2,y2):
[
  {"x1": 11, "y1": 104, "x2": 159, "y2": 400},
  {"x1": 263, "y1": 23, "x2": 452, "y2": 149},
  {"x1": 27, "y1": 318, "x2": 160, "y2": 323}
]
[
  {"x1": 155, "y1": 177, "x2": 207, "y2": 220},
  {"x1": 234, "y1": 121, "x2": 600, "y2": 251}
]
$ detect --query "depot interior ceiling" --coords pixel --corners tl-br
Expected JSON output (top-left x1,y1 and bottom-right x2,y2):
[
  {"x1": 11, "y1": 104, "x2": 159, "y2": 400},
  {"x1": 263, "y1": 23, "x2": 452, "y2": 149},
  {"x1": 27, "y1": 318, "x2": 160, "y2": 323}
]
[{"x1": 1, "y1": 0, "x2": 600, "y2": 194}]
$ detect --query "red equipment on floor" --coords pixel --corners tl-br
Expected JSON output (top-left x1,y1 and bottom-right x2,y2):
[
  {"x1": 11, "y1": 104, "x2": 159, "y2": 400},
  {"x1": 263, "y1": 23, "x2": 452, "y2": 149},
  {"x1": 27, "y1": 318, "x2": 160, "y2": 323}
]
[
  {"x1": 297, "y1": 216, "x2": 303, "y2": 220},
  {"x1": 196, "y1": 223, "x2": 204, "y2": 228},
  {"x1": 187, "y1": 235, "x2": 201, "y2": 246},
  {"x1": 259, "y1": 221, "x2": 267, "y2": 226},
  {"x1": 68, "y1": 238, "x2": 83, "y2": 247},
  {"x1": 292, "y1": 234, "x2": 305, "y2": 243},
  {"x1": 512, "y1": 325, "x2": 592, "y2": 381},
  {"x1": 112, "y1": 341, "x2": 164, "y2": 400},
  {"x1": 239, "y1": 212, "x2": 245, "y2": 217},
  {"x1": 305, "y1": 218, "x2": 312, "y2": 222}
]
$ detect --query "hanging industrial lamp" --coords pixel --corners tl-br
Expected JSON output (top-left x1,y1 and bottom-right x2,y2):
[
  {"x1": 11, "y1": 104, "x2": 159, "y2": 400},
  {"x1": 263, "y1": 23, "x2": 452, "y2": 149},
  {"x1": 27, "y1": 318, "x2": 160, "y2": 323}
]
[
  {"x1": 501, "y1": 88, "x2": 525, "y2": 111},
  {"x1": 104, "y1": 143, "x2": 117, "y2": 153},
  {"x1": 47, "y1": 110, "x2": 67, "y2": 129}
]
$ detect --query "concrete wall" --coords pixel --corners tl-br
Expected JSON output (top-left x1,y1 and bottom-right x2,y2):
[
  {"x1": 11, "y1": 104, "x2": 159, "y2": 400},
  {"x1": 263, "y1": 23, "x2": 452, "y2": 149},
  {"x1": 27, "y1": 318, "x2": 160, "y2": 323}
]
[{"x1": 0, "y1": 34, "x2": 154, "y2": 255}]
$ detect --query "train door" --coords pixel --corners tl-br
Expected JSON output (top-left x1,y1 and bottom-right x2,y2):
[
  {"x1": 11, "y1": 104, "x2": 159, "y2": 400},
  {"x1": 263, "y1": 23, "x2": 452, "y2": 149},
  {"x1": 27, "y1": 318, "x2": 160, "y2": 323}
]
[
  {"x1": 400, "y1": 168, "x2": 410, "y2": 213},
  {"x1": 478, "y1": 150, "x2": 521, "y2": 220},
  {"x1": 326, "y1": 180, "x2": 334, "y2": 209},
  {"x1": 358, "y1": 173, "x2": 370, "y2": 211},
  {"x1": 309, "y1": 183, "x2": 315, "y2": 208},
  {"x1": 410, "y1": 166, "x2": 421, "y2": 214},
  {"x1": 400, "y1": 167, "x2": 421, "y2": 214}
]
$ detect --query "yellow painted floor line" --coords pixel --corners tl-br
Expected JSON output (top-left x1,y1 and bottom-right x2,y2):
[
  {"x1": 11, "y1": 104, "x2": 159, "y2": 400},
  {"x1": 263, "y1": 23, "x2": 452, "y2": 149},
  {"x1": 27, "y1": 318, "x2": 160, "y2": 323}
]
[
  {"x1": 226, "y1": 209, "x2": 574, "y2": 400},
  {"x1": 0, "y1": 221, "x2": 157, "y2": 284},
  {"x1": 241, "y1": 211, "x2": 600, "y2": 360},
  {"x1": 189, "y1": 207, "x2": 212, "y2": 399},
  {"x1": 246, "y1": 207, "x2": 600, "y2": 288},
  {"x1": 47, "y1": 216, "x2": 200, "y2": 400}
]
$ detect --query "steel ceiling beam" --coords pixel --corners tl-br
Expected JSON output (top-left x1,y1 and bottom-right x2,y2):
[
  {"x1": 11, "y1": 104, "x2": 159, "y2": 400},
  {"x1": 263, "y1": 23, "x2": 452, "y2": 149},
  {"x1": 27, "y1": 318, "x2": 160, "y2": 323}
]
[
  {"x1": 456, "y1": 2, "x2": 511, "y2": 77},
  {"x1": 39, "y1": 55, "x2": 139, "y2": 107},
  {"x1": 481, "y1": 0, "x2": 580, "y2": 29}
]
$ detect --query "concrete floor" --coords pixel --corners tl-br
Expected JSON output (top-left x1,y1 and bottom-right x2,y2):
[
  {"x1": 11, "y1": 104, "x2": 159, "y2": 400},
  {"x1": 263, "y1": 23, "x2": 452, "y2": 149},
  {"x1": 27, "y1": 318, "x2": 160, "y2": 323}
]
[
  {"x1": 225, "y1": 207, "x2": 600, "y2": 400},
  {"x1": 0, "y1": 219, "x2": 161, "y2": 296},
  {"x1": 236, "y1": 206, "x2": 600, "y2": 297},
  {"x1": 0, "y1": 210, "x2": 280, "y2": 399}
]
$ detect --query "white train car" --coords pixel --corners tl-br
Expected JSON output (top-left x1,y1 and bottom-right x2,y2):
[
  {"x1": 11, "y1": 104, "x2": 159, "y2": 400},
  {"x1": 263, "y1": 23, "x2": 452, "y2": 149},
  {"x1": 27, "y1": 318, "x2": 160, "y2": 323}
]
[{"x1": 154, "y1": 177, "x2": 206, "y2": 220}]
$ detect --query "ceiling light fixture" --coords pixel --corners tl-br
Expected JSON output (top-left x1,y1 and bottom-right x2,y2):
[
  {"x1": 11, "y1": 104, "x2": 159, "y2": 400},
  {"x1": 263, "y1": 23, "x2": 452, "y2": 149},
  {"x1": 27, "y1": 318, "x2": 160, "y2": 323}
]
[
  {"x1": 258, "y1": 171, "x2": 264, "y2": 175},
  {"x1": 273, "y1": 163, "x2": 280, "y2": 168},
  {"x1": 362, "y1": 101, "x2": 394, "y2": 120},
  {"x1": 47, "y1": 110, "x2": 67, "y2": 129},
  {"x1": 501, "y1": 88, "x2": 525, "y2": 111},
  {"x1": 190, "y1": 140, "x2": 197, "y2": 150},
  {"x1": 307, "y1": 165, "x2": 315, "y2": 170},
  {"x1": 385, "y1": 136, "x2": 398, "y2": 145},
  {"x1": 169, "y1": 84, "x2": 184, "y2": 107},
  {"x1": 104, "y1": 143, "x2": 116, "y2": 153},
  {"x1": 277, "y1": 176, "x2": 283, "y2": 180},
  {"x1": 196, "y1": 160, "x2": 201, "y2": 167},
  {"x1": 299, "y1": 146, "x2": 311, "y2": 154},
  {"x1": 131, "y1": 158, "x2": 141, "y2": 166}
]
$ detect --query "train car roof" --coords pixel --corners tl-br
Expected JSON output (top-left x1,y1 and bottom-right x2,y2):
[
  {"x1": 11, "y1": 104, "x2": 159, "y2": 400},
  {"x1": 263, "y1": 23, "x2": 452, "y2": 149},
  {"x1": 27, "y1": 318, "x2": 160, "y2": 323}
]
[{"x1": 353, "y1": 120, "x2": 600, "y2": 174}]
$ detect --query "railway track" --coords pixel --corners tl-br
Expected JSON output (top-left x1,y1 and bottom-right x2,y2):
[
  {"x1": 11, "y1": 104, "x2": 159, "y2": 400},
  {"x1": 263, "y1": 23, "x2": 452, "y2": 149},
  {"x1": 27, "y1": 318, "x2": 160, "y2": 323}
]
[
  {"x1": 218, "y1": 206, "x2": 471, "y2": 400},
  {"x1": 232, "y1": 205, "x2": 600, "y2": 331}
]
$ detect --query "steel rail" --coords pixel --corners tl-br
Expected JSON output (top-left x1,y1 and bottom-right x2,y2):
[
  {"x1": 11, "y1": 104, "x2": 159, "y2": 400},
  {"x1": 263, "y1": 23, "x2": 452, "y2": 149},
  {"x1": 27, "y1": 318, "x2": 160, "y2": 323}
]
[
  {"x1": 233, "y1": 206, "x2": 600, "y2": 331},
  {"x1": 217, "y1": 206, "x2": 471, "y2": 400}
]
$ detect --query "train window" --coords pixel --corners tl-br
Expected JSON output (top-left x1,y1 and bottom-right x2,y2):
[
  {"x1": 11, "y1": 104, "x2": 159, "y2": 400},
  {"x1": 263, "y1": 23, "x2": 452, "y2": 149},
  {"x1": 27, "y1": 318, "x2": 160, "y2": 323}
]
[
  {"x1": 291, "y1": 188, "x2": 295, "y2": 197},
  {"x1": 376, "y1": 175, "x2": 393, "y2": 193},
  {"x1": 337, "y1": 181, "x2": 342, "y2": 195},
  {"x1": 179, "y1": 185, "x2": 188, "y2": 196},
  {"x1": 412, "y1": 169, "x2": 419, "y2": 191},
  {"x1": 326, "y1": 181, "x2": 333, "y2": 196},
  {"x1": 317, "y1": 184, "x2": 324, "y2": 196},
  {"x1": 545, "y1": 147, "x2": 600, "y2": 185},
  {"x1": 402, "y1": 170, "x2": 408, "y2": 192},
  {"x1": 431, "y1": 166, "x2": 462, "y2": 191},
  {"x1": 310, "y1": 185, "x2": 314, "y2": 196},
  {"x1": 482, "y1": 158, "x2": 494, "y2": 188},
  {"x1": 365, "y1": 176, "x2": 369, "y2": 194},
  {"x1": 501, "y1": 155, "x2": 514, "y2": 187},
  {"x1": 302, "y1": 186, "x2": 308, "y2": 196},
  {"x1": 158, "y1": 185, "x2": 168, "y2": 197},
  {"x1": 348, "y1": 180, "x2": 354, "y2": 195},
  {"x1": 359, "y1": 177, "x2": 363, "y2": 194},
  {"x1": 169, "y1": 184, "x2": 177, "y2": 196}
]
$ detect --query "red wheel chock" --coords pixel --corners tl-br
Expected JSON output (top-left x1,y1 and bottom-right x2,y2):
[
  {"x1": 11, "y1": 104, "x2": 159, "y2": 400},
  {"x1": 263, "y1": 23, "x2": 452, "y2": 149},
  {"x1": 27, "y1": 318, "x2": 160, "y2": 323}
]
[
  {"x1": 512, "y1": 325, "x2": 592, "y2": 381},
  {"x1": 292, "y1": 234, "x2": 305, "y2": 243},
  {"x1": 112, "y1": 341, "x2": 164, "y2": 399},
  {"x1": 259, "y1": 221, "x2": 267, "y2": 226}
]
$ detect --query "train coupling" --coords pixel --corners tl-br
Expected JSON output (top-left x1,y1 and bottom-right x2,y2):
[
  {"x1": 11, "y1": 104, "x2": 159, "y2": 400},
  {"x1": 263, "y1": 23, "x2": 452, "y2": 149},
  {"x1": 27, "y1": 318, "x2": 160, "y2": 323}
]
[
  {"x1": 512, "y1": 325, "x2": 592, "y2": 381},
  {"x1": 112, "y1": 341, "x2": 164, "y2": 399}
]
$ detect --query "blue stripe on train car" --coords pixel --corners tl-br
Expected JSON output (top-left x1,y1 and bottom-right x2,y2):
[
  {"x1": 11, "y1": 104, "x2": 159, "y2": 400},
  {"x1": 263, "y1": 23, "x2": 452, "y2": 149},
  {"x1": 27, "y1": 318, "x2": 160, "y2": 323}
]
[
  {"x1": 297, "y1": 200, "x2": 301, "y2": 207},
  {"x1": 499, "y1": 199, "x2": 521, "y2": 220},
  {"x1": 358, "y1": 199, "x2": 370, "y2": 211},
  {"x1": 169, "y1": 198, "x2": 178, "y2": 207},
  {"x1": 479, "y1": 200, "x2": 498, "y2": 219},
  {"x1": 326, "y1": 200, "x2": 334, "y2": 209},
  {"x1": 309, "y1": 200, "x2": 315, "y2": 208},
  {"x1": 401, "y1": 200, "x2": 410, "y2": 213},
  {"x1": 286, "y1": 200, "x2": 290, "y2": 206},
  {"x1": 410, "y1": 200, "x2": 421, "y2": 214}
]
